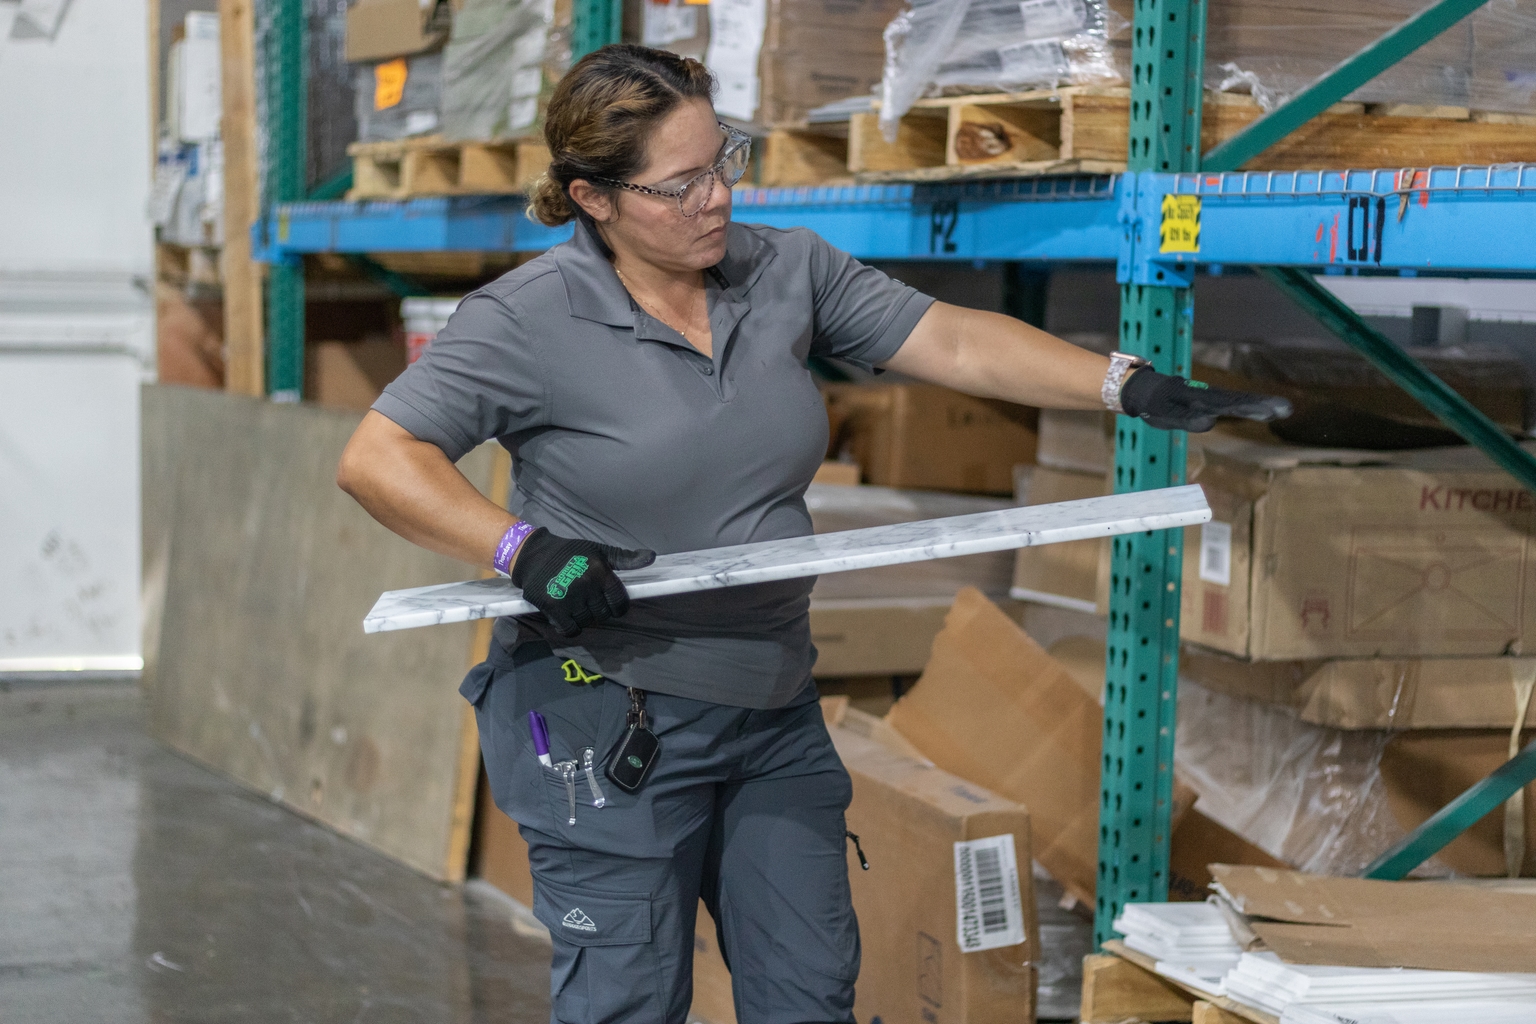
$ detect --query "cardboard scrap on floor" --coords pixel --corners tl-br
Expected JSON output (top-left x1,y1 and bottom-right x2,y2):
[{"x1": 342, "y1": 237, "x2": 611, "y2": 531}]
[
  {"x1": 1211, "y1": 864, "x2": 1536, "y2": 974},
  {"x1": 885, "y1": 587, "x2": 1285, "y2": 906}
]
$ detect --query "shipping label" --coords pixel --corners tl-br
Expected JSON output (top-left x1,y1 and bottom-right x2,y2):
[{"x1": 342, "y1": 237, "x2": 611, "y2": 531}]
[
  {"x1": 953, "y1": 834, "x2": 1026, "y2": 953},
  {"x1": 1199, "y1": 520, "x2": 1233, "y2": 587}
]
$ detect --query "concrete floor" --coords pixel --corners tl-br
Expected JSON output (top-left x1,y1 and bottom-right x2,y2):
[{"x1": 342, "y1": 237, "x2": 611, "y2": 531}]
[{"x1": 0, "y1": 681, "x2": 551, "y2": 1024}]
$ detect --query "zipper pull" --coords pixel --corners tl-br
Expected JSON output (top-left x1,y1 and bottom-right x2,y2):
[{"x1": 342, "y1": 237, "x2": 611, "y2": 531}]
[
  {"x1": 561, "y1": 761, "x2": 577, "y2": 825},
  {"x1": 582, "y1": 747, "x2": 606, "y2": 808},
  {"x1": 846, "y1": 830, "x2": 869, "y2": 871}
]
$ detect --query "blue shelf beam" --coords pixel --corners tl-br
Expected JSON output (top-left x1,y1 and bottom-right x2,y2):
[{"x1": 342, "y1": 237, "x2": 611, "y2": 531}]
[
  {"x1": 1138, "y1": 166, "x2": 1536, "y2": 281},
  {"x1": 260, "y1": 180, "x2": 1125, "y2": 263},
  {"x1": 262, "y1": 168, "x2": 1536, "y2": 275}
]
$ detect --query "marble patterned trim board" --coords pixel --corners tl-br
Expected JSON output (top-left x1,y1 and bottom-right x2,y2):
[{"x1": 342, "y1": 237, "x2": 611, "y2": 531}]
[{"x1": 364, "y1": 484, "x2": 1210, "y2": 633}]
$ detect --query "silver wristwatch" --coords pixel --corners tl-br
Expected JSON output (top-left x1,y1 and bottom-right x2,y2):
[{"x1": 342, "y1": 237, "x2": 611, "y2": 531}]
[{"x1": 1102, "y1": 351, "x2": 1151, "y2": 413}]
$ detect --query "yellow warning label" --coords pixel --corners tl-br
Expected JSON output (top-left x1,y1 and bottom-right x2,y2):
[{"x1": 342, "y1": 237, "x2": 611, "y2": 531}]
[
  {"x1": 1159, "y1": 195, "x2": 1201, "y2": 253},
  {"x1": 374, "y1": 58, "x2": 408, "y2": 111}
]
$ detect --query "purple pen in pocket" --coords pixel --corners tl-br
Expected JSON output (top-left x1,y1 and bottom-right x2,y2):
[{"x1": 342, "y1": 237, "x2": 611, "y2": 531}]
[{"x1": 528, "y1": 710, "x2": 553, "y2": 768}]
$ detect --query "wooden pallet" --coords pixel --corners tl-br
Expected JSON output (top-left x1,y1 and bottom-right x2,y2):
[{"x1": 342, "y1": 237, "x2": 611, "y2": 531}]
[
  {"x1": 775, "y1": 88, "x2": 1536, "y2": 186},
  {"x1": 1080, "y1": 941, "x2": 1279, "y2": 1024},
  {"x1": 347, "y1": 135, "x2": 552, "y2": 201}
]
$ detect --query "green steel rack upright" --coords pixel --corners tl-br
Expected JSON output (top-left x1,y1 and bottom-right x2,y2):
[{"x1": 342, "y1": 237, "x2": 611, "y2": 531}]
[
  {"x1": 1095, "y1": 0, "x2": 1206, "y2": 946},
  {"x1": 263, "y1": 0, "x2": 308, "y2": 401}
]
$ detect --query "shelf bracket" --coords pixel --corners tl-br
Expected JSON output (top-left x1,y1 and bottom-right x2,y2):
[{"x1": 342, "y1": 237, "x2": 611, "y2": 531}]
[
  {"x1": 1203, "y1": 0, "x2": 1492, "y2": 172},
  {"x1": 1259, "y1": 266, "x2": 1536, "y2": 492}
]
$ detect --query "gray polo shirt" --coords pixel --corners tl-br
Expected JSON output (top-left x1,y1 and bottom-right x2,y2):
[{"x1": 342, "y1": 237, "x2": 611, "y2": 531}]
[{"x1": 374, "y1": 220, "x2": 934, "y2": 709}]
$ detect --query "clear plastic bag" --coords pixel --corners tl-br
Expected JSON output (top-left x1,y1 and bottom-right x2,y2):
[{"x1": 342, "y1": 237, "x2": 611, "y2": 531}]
[
  {"x1": 1175, "y1": 680, "x2": 1451, "y2": 878},
  {"x1": 1205, "y1": 0, "x2": 1536, "y2": 116},
  {"x1": 441, "y1": 0, "x2": 572, "y2": 142},
  {"x1": 878, "y1": 0, "x2": 1121, "y2": 140}
]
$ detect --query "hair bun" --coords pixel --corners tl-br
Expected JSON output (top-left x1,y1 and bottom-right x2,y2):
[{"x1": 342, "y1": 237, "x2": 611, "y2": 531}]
[{"x1": 527, "y1": 172, "x2": 574, "y2": 227}]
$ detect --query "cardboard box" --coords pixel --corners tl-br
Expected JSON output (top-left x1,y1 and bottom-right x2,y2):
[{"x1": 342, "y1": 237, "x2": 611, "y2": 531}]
[
  {"x1": 707, "y1": 0, "x2": 907, "y2": 128},
  {"x1": 346, "y1": 0, "x2": 449, "y2": 63},
  {"x1": 1036, "y1": 409, "x2": 1114, "y2": 476},
  {"x1": 809, "y1": 598, "x2": 953, "y2": 677},
  {"x1": 306, "y1": 337, "x2": 408, "y2": 411},
  {"x1": 1181, "y1": 645, "x2": 1536, "y2": 730},
  {"x1": 1183, "y1": 434, "x2": 1536, "y2": 660},
  {"x1": 885, "y1": 587, "x2": 1284, "y2": 905},
  {"x1": 1010, "y1": 465, "x2": 1109, "y2": 613},
  {"x1": 1211, "y1": 864, "x2": 1536, "y2": 974},
  {"x1": 824, "y1": 383, "x2": 1038, "y2": 495}
]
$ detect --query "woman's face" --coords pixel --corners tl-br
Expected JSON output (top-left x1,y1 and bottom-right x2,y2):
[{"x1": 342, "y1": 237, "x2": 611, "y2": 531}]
[{"x1": 580, "y1": 97, "x2": 734, "y2": 272}]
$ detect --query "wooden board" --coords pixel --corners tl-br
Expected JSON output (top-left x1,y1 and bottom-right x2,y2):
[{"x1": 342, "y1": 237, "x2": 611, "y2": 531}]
[
  {"x1": 1103, "y1": 941, "x2": 1280, "y2": 1024},
  {"x1": 218, "y1": 0, "x2": 264, "y2": 397},
  {"x1": 842, "y1": 87, "x2": 1536, "y2": 185},
  {"x1": 348, "y1": 135, "x2": 551, "y2": 200},
  {"x1": 1080, "y1": 952, "x2": 1195, "y2": 1023},
  {"x1": 145, "y1": 386, "x2": 504, "y2": 880}
]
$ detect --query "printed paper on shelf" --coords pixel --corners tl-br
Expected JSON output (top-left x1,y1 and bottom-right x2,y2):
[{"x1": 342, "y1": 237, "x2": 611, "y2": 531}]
[
  {"x1": 953, "y1": 834, "x2": 1026, "y2": 953},
  {"x1": 642, "y1": 0, "x2": 698, "y2": 46},
  {"x1": 1199, "y1": 520, "x2": 1232, "y2": 587},
  {"x1": 705, "y1": 0, "x2": 766, "y2": 121}
]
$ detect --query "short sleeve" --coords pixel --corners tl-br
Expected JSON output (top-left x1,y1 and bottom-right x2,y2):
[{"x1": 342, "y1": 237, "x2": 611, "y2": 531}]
[
  {"x1": 372, "y1": 293, "x2": 548, "y2": 461},
  {"x1": 806, "y1": 231, "x2": 935, "y2": 369}
]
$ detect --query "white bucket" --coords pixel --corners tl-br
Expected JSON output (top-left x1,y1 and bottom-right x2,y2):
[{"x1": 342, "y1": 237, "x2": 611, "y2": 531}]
[{"x1": 401, "y1": 296, "x2": 463, "y2": 363}]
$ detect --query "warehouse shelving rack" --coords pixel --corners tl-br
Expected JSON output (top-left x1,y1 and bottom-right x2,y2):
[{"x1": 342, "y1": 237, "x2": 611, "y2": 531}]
[{"x1": 255, "y1": 0, "x2": 1536, "y2": 948}]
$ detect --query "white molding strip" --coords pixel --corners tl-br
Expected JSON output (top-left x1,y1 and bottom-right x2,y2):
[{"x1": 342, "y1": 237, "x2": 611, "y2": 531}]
[{"x1": 365, "y1": 485, "x2": 1210, "y2": 633}]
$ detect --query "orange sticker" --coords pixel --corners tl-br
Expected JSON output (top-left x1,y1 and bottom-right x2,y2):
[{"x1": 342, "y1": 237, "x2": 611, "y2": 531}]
[{"x1": 374, "y1": 58, "x2": 407, "y2": 111}]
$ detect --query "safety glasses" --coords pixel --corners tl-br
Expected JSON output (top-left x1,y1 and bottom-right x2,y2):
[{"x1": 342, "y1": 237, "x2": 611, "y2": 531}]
[{"x1": 591, "y1": 124, "x2": 752, "y2": 218}]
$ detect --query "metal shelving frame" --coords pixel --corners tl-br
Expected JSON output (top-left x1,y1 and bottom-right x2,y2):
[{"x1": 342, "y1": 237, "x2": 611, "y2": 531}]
[{"x1": 254, "y1": 0, "x2": 1536, "y2": 948}]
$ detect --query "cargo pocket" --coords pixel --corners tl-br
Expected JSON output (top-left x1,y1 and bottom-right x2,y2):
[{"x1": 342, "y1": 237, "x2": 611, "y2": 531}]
[{"x1": 532, "y1": 875, "x2": 662, "y2": 1023}]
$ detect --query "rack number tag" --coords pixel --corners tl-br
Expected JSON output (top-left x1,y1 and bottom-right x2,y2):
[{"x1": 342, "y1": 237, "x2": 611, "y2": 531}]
[{"x1": 1159, "y1": 195, "x2": 1201, "y2": 253}]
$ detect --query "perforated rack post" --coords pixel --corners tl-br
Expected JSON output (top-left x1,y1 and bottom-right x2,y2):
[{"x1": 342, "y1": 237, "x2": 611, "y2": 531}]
[{"x1": 1096, "y1": 0, "x2": 1206, "y2": 948}]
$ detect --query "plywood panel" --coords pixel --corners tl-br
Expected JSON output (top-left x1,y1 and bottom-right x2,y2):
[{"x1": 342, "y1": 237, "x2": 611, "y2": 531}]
[{"x1": 146, "y1": 386, "x2": 501, "y2": 878}]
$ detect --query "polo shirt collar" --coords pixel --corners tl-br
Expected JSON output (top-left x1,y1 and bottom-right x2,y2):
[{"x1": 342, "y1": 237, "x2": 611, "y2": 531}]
[
  {"x1": 556, "y1": 220, "x2": 777, "y2": 329},
  {"x1": 555, "y1": 221, "x2": 633, "y2": 328}
]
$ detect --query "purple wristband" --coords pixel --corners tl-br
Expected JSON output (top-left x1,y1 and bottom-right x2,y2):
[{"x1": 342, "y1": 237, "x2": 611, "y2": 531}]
[{"x1": 493, "y1": 521, "x2": 536, "y2": 577}]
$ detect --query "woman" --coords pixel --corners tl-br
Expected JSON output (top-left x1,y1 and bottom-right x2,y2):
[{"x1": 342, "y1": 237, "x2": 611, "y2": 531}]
[{"x1": 338, "y1": 44, "x2": 1286, "y2": 1024}]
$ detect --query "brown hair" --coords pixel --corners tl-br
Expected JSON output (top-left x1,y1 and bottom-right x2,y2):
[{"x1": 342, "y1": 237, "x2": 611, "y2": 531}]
[{"x1": 529, "y1": 44, "x2": 716, "y2": 228}]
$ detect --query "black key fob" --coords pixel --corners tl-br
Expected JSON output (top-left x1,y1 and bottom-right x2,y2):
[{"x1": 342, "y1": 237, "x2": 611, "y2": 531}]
[
  {"x1": 604, "y1": 724, "x2": 660, "y2": 793},
  {"x1": 604, "y1": 687, "x2": 660, "y2": 794}
]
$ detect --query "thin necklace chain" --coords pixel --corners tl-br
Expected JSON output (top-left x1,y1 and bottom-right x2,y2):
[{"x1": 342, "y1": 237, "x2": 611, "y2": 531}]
[{"x1": 615, "y1": 265, "x2": 695, "y2": 341}]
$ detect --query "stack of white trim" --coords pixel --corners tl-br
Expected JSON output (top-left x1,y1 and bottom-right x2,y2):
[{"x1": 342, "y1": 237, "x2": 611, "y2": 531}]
[
  {"x1": 1113, "y1": 902, "x2": 1242, "y2": 996},
  {"x1": 1225, "y1": 953, "x2": 1536, "y2": 1021},
  {"x1": 1283, "y1": 1002, "x2": 1536, "y2": 1024}
]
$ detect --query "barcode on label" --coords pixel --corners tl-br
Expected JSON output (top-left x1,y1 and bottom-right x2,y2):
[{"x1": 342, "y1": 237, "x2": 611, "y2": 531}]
[
  {"x1": 953, "y1": 834, "x2": 1026, "y2": 953},
  {"x1": 1199, "y1": 520, "x2": 1233, "y2": 587}
]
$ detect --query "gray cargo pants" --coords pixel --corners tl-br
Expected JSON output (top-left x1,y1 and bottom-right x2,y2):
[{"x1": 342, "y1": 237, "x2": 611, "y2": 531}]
[{"x1": 463, "y1": 639, "x2": 859, "y2": 1024}]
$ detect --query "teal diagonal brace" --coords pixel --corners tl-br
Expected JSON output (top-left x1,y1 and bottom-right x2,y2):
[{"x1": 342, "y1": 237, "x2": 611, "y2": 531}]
[
  {"x1": 1203, "y1": 0, "x2": 1491, "y2": 171},
  {"x1": 1364, "y1": 740, "x2": 1536, "y2": 880},
  {"x1": 1260, "y1": 267, "x2": 1536, "y2": 493}
]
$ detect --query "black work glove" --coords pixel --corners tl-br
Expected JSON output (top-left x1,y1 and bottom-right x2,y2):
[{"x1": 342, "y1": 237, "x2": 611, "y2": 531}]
[
  {"x1": 1120, "y1": 368, "x2": 1293, "y2": 433},
  {"x1": 510, "y1": 528, "x2": 656, "y2": 638}
]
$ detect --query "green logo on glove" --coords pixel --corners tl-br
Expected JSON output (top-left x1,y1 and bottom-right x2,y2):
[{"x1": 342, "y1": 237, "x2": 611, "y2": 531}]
[
  {"x1": 546, "y1": 555, "x2": 590, "y2": 599},
  {"x1": 1185, "y1": 380, "x2": 1210, "y2": 390}
]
